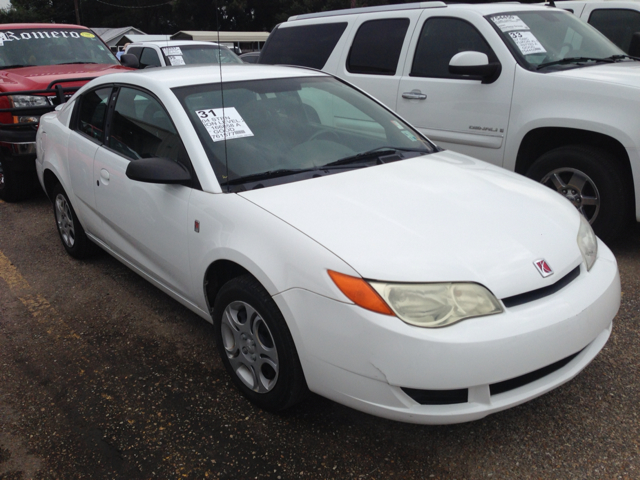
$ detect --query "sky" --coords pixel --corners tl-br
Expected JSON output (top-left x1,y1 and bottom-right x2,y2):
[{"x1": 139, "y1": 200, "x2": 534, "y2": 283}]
[{"x1": 0, "y1": 0, "x2": 9, "y2": 9}]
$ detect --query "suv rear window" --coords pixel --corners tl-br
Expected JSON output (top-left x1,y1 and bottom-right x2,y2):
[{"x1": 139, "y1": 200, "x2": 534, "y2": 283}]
[
  {"x1": 259, "y1": 23, "x2": 347, "y2": 69},
  {"x1": 347, "y1": 18, "x2": 410, "y2": 75}
]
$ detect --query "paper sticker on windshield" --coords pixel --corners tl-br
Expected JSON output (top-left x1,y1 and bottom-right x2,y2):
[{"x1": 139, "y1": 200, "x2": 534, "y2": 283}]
[
  {"x1": 168, "y1": 55, "x2": 185, "y2": 66},
  {"x1": 509, "y1": 31, "x2": 546, "y2": 55},
  {"x1": 80, "y1": 32, "x2": 95, "y2": 38},
  {"x1": 391, "y1": 120, "x2": 406, "y2": 130},
  {"x1": 196, "y1": 107, "x2": 254, "y2": 142},
  {"x1": 491, "y1": 15, "x2": 530, "y2": 32},
  {"x1": 162, "y1": 46, "x2": 183, "y2": 56},
  {"x1": 0, "y1": 31, "x2": 87, "y2": 42},
  {"x1": 0, "y1": 33, "x2": 6, "y2": 46},
  {"x1": 401, "y1": 130, "x2": 418, "y2": 142}
]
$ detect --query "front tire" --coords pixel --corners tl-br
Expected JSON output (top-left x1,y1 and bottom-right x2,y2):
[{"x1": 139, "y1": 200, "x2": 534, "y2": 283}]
[
  {"x1": 52, "y1": 183, "x2": 97, "y2": 259},
  {"x1": 213, "y1": 275, "x2": 307, "y2": 412},
  {"x1": 526, "y1": 145, "x2": 630, "y2": 242},
  {"x1": 0, "y1": 159, "x2": 34, "y2": 202}
]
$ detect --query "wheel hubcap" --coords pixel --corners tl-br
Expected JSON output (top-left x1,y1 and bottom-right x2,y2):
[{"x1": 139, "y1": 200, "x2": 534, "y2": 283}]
[
  {"x1": 55, "y1": 194, "x2": 76, "y2": 248},
  {"x1": 221, "y1": 301, "x2": 279, "y2": 393},
  {"x1": 540, "y1": 168, "x2": 600, "y2": 224}
]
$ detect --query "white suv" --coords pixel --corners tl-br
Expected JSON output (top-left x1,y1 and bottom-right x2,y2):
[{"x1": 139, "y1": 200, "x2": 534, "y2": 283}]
[
  {"x1": 124, "y1": 40, "x2": 242, "y2": 68},
  {"x1": 259, "y1": 2, "x2": 640, "y2": 241},
  {"x1": 557, "y1": 0, "x2": 640, "y2": 54}
]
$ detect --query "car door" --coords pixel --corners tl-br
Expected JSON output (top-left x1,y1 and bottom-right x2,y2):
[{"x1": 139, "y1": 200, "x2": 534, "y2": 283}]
[
  {"x1": 335, "y1": 12, "x2": 422, "y2": 110},
  {"x1": 396, "y1": 10, "x2": 516, "y2": 167},
  {"x1": 93, "y1": 86, "x2": 195, "y2": 298},
  {"x1": 67, "y1": 86, "x2": 112, "y2": 234}
]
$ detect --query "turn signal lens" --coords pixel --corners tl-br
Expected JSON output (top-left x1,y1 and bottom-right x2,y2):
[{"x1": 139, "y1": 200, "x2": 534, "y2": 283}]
[{"x1": 328, "y1": 270, "x2": 395, "y2": 316}]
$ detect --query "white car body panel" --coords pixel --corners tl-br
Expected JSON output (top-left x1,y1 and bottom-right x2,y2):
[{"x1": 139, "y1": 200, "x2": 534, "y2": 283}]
[{"x1": 35, "y1": 64, "x2": 620, "y2": 424}]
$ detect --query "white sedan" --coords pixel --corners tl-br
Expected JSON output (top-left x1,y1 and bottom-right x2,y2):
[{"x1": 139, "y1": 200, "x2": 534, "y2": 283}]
[{"x1": 35, "y1": 65, "x2": 620, "y2": 424}]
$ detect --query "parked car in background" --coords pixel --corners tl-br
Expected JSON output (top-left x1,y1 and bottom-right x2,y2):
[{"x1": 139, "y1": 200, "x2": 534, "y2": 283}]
[
  {"x1": 36, "y1": 64, "x2": 619, "y2": 424},
  {"x1": 124, "y1": 40, "x2": 243, "y2": 68},
  {"x1": 259, "y1": 2, "x2": 640, "y2": 241},
  {"x1": 0, "y1": 23, "x2": 129, "y2": 202},
  {"x1": 556, "y1": 0, "x2": 640, "y2": 54},
  {"x1": 240, "y1": 51, "x2": 261, "y2": 63}
]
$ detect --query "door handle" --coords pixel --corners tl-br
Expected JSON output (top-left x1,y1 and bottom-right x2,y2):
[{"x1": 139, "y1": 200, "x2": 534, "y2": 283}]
[
  {"x1": 402, "y1": 90, "x2": 427, "y2": 100},
  {"x1": 100, "y1": 168, "x2": 110, "y2": 185}
]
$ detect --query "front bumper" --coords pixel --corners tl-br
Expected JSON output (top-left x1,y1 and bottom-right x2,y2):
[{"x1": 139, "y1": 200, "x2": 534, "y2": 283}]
[{"x1": 274, "y1": 240, "x2": 620, "y2": 424}]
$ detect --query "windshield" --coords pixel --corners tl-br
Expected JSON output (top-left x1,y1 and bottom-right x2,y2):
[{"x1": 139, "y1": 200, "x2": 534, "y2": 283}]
[
  {"x1": 0, "y1": 28, "x2": 118, "y2": 68},
  {"x1": 487, "y1": 10, "x2": 626, "y2": 70},
  {"x1": 173, "y1": 76, "x2": 435, "y2": 190},
  {"x1": 160, "y1": 44, "x2": 242, "y2": 66}
]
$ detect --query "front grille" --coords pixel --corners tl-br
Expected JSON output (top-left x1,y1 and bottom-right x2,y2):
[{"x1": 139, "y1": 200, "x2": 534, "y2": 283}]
[
  {"x1": 401, "y1": 387, "x2": 468, "y2": 405},
  {"x1": 402, "y1": 349, "x2": 584, "y2": 405},
  {"x1": 489, "y1": 349, "x2": 583, "y2": 396},
  {"x1": 502, "y1": 265, "x2": 581, "y2": 308}
]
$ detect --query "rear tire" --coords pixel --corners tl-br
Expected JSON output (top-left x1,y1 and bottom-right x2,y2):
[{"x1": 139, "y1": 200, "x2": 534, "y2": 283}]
[
  {"x1": 52, "y1": 183, "x2": 97, "y2": 259},
  {"x1": 213, "y1": 274, "x2": 308, "y2": 412},
  {"x1": 526, "y1": 145, "x2": 630, "y2": 242}
]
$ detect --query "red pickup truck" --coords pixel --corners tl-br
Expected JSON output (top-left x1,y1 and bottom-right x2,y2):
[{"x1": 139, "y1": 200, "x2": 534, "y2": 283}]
[{"x1": 0, "y1": 23, "x2": 131, "y2": 201}]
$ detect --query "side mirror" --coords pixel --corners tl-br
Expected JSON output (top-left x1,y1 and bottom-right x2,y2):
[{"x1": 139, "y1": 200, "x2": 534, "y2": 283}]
[
  {"x1": 125, "y1": 157, "x2": 192, "y2": 185},
  {"x1": 628, "y1": 32, "x2": 640, "y2": 57},
  {"x1": 120, "y1": 53, "x2": 140, "y2": 69},
  {"x1": 449, "y1": 51, "x2": 501, "y2": 84}
]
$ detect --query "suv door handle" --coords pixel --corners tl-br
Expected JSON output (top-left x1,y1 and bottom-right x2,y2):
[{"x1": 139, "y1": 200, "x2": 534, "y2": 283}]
[{"x1": 402, "y1": 90, "x2": 427, "y2": 100}]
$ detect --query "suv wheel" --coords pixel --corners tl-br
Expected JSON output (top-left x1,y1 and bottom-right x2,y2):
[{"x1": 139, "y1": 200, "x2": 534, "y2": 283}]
[{"x1": 527, "y1": 145, "x2": 629, "y2": 242}]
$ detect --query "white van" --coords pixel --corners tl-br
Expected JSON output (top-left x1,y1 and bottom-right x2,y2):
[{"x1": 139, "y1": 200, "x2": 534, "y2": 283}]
[{"x1": 259, "y1": 2, "x2": 640, "y2": 241}]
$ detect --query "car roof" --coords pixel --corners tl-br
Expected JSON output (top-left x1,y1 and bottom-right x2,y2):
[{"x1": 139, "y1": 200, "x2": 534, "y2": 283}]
[
  {"x1": 128, "y1": 40, "x2": 222, "y2": 48},
  {"x1": 288, "y1": 2, "x2": 561, "y2": 21},
  {"x1": 89, "y1": 64, "x2": 328, "y2": 90}
]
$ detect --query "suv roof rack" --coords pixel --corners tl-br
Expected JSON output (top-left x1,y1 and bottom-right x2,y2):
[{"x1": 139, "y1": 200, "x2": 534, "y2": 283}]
[{"x1": 288, "y1": 1, "x2": 447, "y2": 21}]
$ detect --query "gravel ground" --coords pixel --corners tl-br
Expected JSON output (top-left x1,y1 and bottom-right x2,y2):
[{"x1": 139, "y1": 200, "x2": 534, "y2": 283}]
[{"x1": 0, "y1": 193, "x2": 638, "y2": 480}]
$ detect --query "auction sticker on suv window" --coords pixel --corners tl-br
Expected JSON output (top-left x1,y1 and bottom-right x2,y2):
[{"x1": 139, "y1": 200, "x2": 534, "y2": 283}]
[
  {"x1": 196, "y1": 107, "x2": 254, "y2": 142},
  {"x1": 162, "y1": 46, "x2": 183, "y2": 56},
  {"x1": 491, "y1": 15, "x2": 529, "y2": 32},
  {"x1": 168, "y1": 55, "x2": 185, "y2": 66},
  {"x1": 509, "y1": 31, "x2": 546, "y2": 55}
]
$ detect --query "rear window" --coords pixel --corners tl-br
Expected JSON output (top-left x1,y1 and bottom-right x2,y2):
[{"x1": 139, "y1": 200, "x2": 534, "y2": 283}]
[
  {"x1": 259, "y1": 23, "x2": 347, "y2": 69},
  {"x1": 347, "y1": 18, "x2": 410, "y2": 75}
]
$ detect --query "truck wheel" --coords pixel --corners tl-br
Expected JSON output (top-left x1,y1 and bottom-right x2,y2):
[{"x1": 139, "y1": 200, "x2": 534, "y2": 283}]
[
  {"x1": 0, "y1": 160, "x2": 31, "y2": 202},
  {"x1": 212, "y1": 274, "x2": 308, "y2": 412},
  {"x1": 526, "y1": 145, "x2": 629, "y2": 242}
]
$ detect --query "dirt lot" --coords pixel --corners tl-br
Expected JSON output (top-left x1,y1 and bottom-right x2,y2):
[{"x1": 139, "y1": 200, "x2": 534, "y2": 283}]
[{"x1": 1, "y1": 192, "x2": 639, "y2": 479}]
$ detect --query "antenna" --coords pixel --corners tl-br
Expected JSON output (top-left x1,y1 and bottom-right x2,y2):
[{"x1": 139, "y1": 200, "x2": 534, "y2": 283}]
[{"x1": 215, "y1": 0, "x2": 229, "y2": 188}]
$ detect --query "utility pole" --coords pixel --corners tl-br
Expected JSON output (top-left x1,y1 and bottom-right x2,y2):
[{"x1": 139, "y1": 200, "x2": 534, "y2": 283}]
[{"x1": 74, "y1": 0, "x2": 81, "y2": 25}]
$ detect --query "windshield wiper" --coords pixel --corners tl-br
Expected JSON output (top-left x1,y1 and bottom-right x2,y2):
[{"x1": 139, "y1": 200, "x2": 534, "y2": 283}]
[
  {"x1": 0, "y1": 64, "x2": 36, "y2": 70},
  {"x1": 603, "y1": 54, "x2": 640, "y2": 62},
  {"x1": 537, "y1": 56, "x2": 615, "y2": 70},
  {"x1": 56, "y1": 62, "x2": 98, "y2": 65},
  {"x1": 227, "y1": 167, "x2": 321, "y2": 185},
  {"x1": 325, "y1": 146, "x2": 430, "y2": 167}
]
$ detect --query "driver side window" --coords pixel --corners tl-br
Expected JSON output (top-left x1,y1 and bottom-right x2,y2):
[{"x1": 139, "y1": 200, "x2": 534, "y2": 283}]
[
  {"x1": 411, "y1": 17, "x2": 498, "y2": 79},
  {"x1": 108, "y1": 87, "x2": 183, "y2": 162}
]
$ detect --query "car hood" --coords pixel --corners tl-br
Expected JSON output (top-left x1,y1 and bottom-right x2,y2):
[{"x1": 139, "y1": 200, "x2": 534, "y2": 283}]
[
  {"x1": 239, "y1": 151, "x2": 584, "y2": 300},
  {"x1": 552, "y1": 61, "x2": 640, "y2": 89},
  {"x1": 0, "y1": 63, "x2": 130, "y2": 91}
]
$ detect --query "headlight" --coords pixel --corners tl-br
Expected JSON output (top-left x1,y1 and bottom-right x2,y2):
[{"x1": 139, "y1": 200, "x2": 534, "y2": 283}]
[
  {"x1": 577, "y1": 214, "x2": 597, "y2": 271},
  {"x1": 328, "y1": 270, "x2": 503, "y2": 328},
  {"x1": 370, "y1": 282, "x2": 503, "y2": 328},
  {"x1": 9, "y1": 95, "x2": 51, "y2": 108}
]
